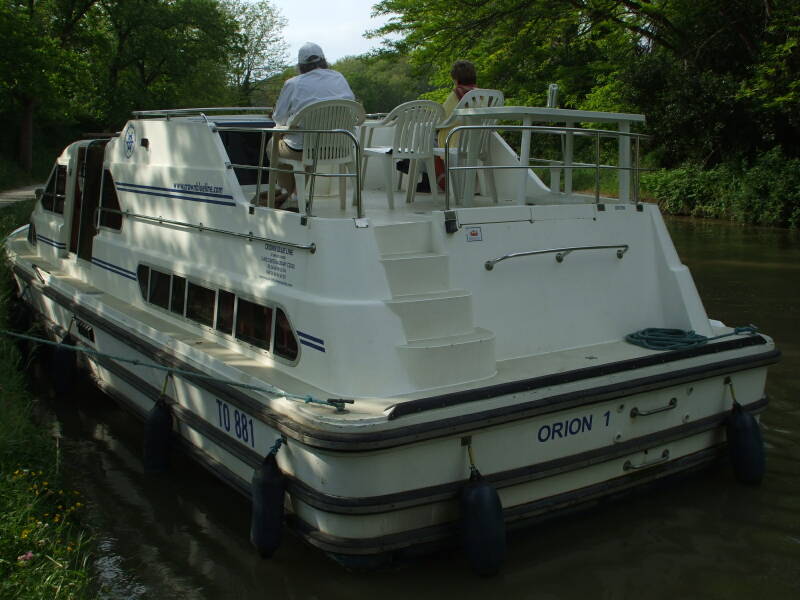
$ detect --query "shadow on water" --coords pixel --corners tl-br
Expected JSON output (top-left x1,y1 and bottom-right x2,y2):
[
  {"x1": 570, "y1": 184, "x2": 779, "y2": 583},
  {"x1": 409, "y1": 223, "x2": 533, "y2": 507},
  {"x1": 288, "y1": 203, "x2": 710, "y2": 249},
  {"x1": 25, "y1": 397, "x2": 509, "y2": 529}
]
[{"x1": 30, "y1": 216, "x2": 800, "y2": 599}]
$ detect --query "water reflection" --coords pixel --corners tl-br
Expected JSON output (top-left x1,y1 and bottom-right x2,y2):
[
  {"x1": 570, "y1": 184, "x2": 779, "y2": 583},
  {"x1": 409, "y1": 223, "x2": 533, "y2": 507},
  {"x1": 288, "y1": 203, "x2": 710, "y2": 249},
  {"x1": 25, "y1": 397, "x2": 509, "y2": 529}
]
[{"x1": 45, "y1": 216, "x2": 800, "y2": 599}]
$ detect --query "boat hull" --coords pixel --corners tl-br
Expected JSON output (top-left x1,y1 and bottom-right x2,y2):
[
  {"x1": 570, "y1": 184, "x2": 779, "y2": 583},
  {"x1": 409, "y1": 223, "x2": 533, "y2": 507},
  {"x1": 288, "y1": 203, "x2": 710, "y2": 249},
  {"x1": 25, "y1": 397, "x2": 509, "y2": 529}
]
[{"x1": 9, "y1": 257, "x2": 778, "y2": 559}]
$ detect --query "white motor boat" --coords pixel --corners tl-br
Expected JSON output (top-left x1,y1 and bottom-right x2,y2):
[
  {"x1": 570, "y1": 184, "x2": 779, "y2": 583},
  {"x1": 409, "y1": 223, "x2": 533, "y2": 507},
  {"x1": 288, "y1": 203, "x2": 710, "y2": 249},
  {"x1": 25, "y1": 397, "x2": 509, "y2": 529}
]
[{"x1": 3, "y1": 102, "x2": 779, "y2": 572}]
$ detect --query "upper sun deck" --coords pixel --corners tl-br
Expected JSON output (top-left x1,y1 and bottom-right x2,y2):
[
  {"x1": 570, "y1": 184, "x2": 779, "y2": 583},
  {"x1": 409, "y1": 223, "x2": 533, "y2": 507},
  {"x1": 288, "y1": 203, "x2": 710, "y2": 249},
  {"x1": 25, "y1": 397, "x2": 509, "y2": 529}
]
[{"x1": 112, "y1": 104, "x2": 647, "y2": 226}]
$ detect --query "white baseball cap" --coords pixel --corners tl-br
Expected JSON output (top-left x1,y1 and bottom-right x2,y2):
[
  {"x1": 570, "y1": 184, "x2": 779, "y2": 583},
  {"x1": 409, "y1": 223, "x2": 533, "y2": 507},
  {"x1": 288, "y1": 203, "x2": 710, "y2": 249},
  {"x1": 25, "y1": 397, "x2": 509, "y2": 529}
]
[{"x1": 298, "y1": 42, "x2": 325, "y2": 65}]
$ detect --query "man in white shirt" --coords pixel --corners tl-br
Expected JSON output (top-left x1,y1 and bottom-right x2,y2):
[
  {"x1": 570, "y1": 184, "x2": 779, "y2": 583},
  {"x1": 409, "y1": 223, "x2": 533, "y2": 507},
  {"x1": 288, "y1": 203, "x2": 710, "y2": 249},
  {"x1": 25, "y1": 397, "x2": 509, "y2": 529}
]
[{"x1": 268, "y1": 42, "x2": 355, "y2": 206}]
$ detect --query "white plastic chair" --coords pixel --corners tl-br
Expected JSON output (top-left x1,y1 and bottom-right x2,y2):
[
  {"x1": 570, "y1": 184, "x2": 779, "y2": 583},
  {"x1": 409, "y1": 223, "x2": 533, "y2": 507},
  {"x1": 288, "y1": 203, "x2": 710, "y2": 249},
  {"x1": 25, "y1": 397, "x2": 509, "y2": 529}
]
[
  {"x1": 282, "y1": 99, "x2": 365, "y2": 214},
  {"x1": 435, "y1": 89, "x2": 504, "y2": 205},
  {"x1": 360, "y1": 100, "x2": 445, "y2": 208}
]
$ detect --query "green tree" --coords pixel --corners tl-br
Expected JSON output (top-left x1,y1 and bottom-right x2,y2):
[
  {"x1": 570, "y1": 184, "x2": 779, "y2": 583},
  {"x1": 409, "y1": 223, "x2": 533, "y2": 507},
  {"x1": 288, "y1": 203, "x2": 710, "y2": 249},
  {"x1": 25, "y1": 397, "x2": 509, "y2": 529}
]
[
  {"x1": 333, "y1": 54, "x2": 432, "y2": 113},
  {"x1": 223, "y1": 0, "x2": 288, "y2": 104}
]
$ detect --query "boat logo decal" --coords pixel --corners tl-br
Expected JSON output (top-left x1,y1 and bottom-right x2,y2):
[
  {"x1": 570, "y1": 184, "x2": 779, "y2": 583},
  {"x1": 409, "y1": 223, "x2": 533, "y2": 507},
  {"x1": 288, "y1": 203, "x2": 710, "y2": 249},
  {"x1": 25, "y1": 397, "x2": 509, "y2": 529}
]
[
  {"x1": 90, "y1": 257, "x2": 138, "y2": 281},
  {"x1": 296, "y1": 331, "x2": 325, "y2": 353},
  {"x1": 36, "y1": 234, "x2": 66, "y2": 249},
  {"x1": 124, "y1": 124, "x2": 136, "y2": 158},
  {"x1": 115, "y1": 181, "x2": 235, "y2": 206},
  {"x1": 465, "y1": 226, "x2": 482, "y2": 242}
]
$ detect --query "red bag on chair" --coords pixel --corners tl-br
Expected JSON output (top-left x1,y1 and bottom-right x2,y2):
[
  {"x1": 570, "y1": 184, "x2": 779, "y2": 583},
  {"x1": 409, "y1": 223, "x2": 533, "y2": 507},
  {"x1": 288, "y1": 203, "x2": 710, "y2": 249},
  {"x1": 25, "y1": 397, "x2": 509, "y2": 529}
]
[{"x1": 434, "y1": 157, "x2": 446, "y2": 191}]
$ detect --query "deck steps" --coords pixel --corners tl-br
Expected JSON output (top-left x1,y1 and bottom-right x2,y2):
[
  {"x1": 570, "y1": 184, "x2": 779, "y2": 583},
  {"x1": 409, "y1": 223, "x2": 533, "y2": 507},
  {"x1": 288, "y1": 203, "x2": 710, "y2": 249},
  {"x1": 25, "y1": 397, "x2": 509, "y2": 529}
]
[
  {"x1": 373, "y1": 221, "x2": 433, "y2": 255},
  {"x1": 379, "y1": 252, "x2": 450, "y2": 296},
  {"x1": 386, "y1": 289, "x2": 474, "y2": 342},
  {"x1": 375, "y1": 221, "x2": 498, "y2": 388},
  {"x1": 397, "y1": 328, "x2": 497, "y2": 388}
]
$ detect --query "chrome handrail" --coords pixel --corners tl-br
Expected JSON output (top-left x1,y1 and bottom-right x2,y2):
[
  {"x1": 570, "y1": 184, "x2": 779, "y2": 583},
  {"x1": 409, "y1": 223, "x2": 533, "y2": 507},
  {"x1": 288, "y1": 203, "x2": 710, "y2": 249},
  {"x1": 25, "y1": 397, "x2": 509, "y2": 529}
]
[
  {"x1": 442, "y1": 124, "x2": 649, "y2": 210},
  {"x1": 214, "y1": 126, "x2": 363, "y2": 219},
  {"x1": 133, "y1": 107, "x2": 273, "y2": 119},
  {"x1": 96, "y1": 207, "x2": 316, "y2": 253},
  {"x1": 484, "y1": 244, "x2": 629, "y2": 271}
]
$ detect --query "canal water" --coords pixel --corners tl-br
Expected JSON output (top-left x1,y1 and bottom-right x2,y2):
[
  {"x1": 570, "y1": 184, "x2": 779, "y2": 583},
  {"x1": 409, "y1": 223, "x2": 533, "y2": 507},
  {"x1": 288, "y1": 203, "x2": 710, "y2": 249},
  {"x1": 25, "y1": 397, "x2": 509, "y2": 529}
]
[{"x1": 40, "y1": 217, "x2": 799, "y2": 599}]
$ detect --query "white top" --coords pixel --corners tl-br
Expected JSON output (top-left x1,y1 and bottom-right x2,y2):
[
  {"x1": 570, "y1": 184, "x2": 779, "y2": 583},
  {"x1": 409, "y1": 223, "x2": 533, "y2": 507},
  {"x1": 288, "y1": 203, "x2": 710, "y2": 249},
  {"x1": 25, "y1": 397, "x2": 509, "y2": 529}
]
[{"x1": 272, "y1": 69, "x2": 355, "y2": 149}]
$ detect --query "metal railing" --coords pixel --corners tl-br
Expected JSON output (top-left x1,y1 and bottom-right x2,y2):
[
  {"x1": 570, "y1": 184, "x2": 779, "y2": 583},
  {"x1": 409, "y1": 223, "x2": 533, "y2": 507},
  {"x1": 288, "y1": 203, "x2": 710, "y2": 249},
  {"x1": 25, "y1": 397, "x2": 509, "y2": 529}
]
[
  {"x1": 132, "y1": 107, "x2": 273, "y2": 119},
  {"x1": 95, "y1": 207, "x2": 317, "y2": 253},
  {"x1": 484, "y1": 244, "x2": 629, "y2": 271},
  {"x1": 213, "y1": 126, "x2": 363, "y2": 219},
  {"x1": 442, "y1": 124, "x2": 649, "y2": 210}
]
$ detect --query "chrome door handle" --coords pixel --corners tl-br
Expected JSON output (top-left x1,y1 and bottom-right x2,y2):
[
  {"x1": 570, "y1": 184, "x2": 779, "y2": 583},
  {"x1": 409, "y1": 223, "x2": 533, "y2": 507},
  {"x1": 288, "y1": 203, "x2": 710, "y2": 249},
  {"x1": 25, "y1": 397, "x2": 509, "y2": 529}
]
[
  {"x1": 623, "y1": 449, "x2": 670, "y2": 471},
  {"x1": 630, "y1": 397, "x2": 677, "y2": 417}
]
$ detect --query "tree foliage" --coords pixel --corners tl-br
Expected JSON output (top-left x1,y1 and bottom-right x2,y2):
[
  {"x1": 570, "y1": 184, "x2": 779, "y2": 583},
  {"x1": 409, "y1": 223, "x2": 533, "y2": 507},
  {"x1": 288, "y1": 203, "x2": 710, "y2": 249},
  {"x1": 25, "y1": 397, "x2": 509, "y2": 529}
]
[
  {"x1": 373, "y1": 0, "x2": 800, "y2": 166},
  {"x1": 333, "y1": 54, "x2": 433, "y2": 113},
  {"x1": 0, "y1": 0, "x2": 287, "y2": 171}
]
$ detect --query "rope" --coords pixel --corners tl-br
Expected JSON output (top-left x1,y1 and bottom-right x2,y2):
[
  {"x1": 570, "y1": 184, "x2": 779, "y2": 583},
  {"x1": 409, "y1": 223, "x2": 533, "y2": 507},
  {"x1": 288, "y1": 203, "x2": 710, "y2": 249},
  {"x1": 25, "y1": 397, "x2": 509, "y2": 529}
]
[
  {"x1": 268, "y1": 436, "x2": 285, "y2": 456},
  {"x1": 0, "y1": 328, "x2": 352, "y2": 412},
  {"x1": 625, "y1": 325, "x2": 759, "y2": 351}
]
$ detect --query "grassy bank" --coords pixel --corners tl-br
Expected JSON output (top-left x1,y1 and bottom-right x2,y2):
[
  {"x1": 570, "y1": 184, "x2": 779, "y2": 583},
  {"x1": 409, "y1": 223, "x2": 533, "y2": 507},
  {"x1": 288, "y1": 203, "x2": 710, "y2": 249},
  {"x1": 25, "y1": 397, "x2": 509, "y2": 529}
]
[{"x1": 0, "y1": 200, "x2": 94, "y2": 599}]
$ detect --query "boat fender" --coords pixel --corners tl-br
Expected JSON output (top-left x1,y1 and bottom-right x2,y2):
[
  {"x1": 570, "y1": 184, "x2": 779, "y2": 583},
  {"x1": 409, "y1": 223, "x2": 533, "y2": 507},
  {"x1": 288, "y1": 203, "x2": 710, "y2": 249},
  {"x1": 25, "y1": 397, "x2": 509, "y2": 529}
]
[
  {"x1": 52, "y1": 336, "x2": 77, "y2": 396},
  {"x1": 461, "y1": 470, "x2": 506, "y2": 576},
  {"x1": 727, "y1": 401, "x2": 765, "y2": 485},
  {"x1": 250, "y1": 439, "x2": 286, "y2": 558},
  {"x1": 143, "y1": 396, "x2": 173, "y2": 473}
]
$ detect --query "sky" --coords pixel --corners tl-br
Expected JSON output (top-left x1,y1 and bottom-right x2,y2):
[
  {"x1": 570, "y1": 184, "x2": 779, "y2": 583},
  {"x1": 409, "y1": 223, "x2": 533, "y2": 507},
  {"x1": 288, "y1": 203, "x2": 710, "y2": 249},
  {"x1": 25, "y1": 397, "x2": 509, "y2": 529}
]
[{"x1": 273, "y1": 0, "x2": 395, "y2": 64}]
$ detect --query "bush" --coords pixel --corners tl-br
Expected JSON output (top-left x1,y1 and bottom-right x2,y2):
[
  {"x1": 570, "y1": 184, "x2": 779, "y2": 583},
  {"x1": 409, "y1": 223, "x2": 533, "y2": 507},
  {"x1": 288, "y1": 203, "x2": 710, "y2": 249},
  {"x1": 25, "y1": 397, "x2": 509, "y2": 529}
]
[{"x1": 642, "y1": 148, "x2": 800, "y2": 228}]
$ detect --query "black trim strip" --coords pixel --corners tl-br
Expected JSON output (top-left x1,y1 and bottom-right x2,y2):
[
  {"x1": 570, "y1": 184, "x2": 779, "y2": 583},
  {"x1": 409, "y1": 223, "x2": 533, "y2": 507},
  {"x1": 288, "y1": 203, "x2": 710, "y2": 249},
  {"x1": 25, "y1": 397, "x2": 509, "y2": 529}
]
[
  {"x1": 31, "y1": 314, "x2": 757, "y2": 556},
  {"x1": 289, "y1": 445, "x2": 725, "y2": 555},
  {"x1": 388, "y1": 335, "x2": 767, "y2": 419},
  {"x1": 78, "y1": 326, "x2": 771, "y2": 515},
  {"x1": 13, "y1": 264, "x2": 781, "y2": 453}
]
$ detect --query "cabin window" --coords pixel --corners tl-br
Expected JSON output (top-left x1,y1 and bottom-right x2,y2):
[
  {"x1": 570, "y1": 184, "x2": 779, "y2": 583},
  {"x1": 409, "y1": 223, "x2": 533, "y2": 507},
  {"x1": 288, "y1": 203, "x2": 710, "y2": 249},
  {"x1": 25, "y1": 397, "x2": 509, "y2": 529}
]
[
  {"x1": 216, "y1": 289, "x2": 235, "y2": 334},
  {"x1": 186, "y1": 282, "x2": 215, "y2": 327},
  {"x1": 99, "y1": 170, "x2": 122, "y2": 230},
  {"x1": 274, "y1": 309, "x2": 298, "y2": 361},
  {"x1": 41, "y1": 165, "x2": 67, "y2": 214},
  {"x1": 170, "y1": 276, "x2": 186, "y2": 315},
  {"x1": 235, "y1": 298, "x2": 272, "y2": 351},
  {"x1": 219, "y1": 130, "x2": 271, "y2": 186},
  {"x1": 148, "y1": 269, "x2": 171, "y2": 309},
  {"x1": 134, "y1": 264, "x2": 299, "y2": 363},
  {"x1": 137, "y1": 265, "x2": 150, "y2": 299}
]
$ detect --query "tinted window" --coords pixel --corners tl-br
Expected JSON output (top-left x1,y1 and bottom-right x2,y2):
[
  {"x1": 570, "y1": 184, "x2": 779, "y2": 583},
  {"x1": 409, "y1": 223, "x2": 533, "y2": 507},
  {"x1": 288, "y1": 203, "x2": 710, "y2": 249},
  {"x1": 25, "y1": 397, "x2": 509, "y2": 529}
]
[
  {"x1": 148, "y1": 269, "x2": 171, "y2": 309},
  {"x1": 171, "y1": 276, "x2": 186, "y2": 315},
  {"x1": 235, "y1": 298, "x2": 272, "y2": 350},
  {"x1": 216, "y1": 289, "x2": 235, "y2": 334},
  {"x1": 99, "y1": 170, "x2": 122, "y2": 230},
  {"x1": 274, "y1": 308, "x2": 298, "y2": 361},
  {"x1": 137, "y1": 265, "x2": 150, "y2": 299},
  {"x1": 41, "y1": 165, "x2": 67, "y2": 214},
  {"x1": 186, "y1": 282, "x2": 215, "y2": 326},
  {"x1": 219, "y1": 130, "x2": 271, "y2": 186}
]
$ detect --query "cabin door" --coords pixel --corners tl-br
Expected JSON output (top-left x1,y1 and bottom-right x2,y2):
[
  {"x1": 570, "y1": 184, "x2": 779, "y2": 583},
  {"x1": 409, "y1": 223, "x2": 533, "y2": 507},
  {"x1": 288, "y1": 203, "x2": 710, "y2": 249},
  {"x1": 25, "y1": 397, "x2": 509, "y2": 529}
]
[{"x1": 69, "y1": 140, "x2": 107, "y2": 261}]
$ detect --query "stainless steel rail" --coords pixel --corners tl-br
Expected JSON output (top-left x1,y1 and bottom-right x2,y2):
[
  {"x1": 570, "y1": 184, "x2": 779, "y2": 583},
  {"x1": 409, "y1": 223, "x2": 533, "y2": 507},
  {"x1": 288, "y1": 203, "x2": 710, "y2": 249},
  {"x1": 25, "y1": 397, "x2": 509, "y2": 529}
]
[
  {"x1": 484, "y1": 244, "x2": 629, "y2": 271},
  {"x1": 214, "y1": 126, "x2": 363, "y2": 219},
  {"x1": 132, "y1": 107, "x2": 273, "y2": 119},
  {"x1": 97, "y1": 207, "x2": 317, "y2": 253},
  {"x1": 443, "y1": 124, "x2": 649, "y2": 210},
  {"x1": 623, "y1": 449, "x2": 670, "y2": 471}
]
